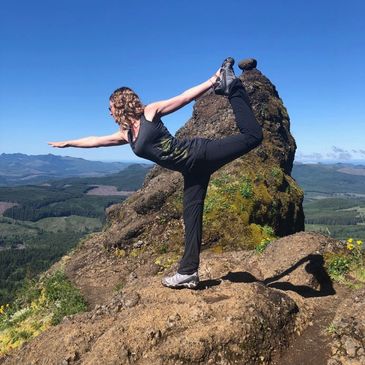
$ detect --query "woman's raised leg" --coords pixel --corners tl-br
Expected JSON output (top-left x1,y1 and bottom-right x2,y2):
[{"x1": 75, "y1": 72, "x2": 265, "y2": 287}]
[{"x1": 204, "y1": 78, "x2": 263, "y2": 173}]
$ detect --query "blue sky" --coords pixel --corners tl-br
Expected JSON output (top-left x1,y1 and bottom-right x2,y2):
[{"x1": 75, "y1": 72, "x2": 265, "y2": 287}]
[{"x1": 1, "y1": 0, "x2": 364, "y2": 163}]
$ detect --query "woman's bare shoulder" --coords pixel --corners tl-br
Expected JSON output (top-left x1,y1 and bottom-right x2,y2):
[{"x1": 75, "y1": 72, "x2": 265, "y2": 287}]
[{"x1": 143, "y1": 103, "x2": 159, "y2": 122}]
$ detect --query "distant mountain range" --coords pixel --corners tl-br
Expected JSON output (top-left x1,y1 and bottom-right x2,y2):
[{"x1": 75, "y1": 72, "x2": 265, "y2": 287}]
[
  {"x1": 0, "y1": 153, "x2": 140, "y2": 186},
  {"x1": 2, "y1": 153, "x2": 365, "y2": 191},
  {"x1": 292, "y1": 162, "x2": 365, "y2": 195}
]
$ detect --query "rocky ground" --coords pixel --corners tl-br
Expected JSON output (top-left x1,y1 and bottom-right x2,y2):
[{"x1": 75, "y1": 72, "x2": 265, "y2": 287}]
[{"x1": 0, "y1": 231, "x2": 363, "y2": 365}]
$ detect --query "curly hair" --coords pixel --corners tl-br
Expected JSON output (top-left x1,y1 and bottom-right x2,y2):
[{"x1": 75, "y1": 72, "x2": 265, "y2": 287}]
[{"x1": 109, "y1": 87, "x2": 145, "y2": 129}]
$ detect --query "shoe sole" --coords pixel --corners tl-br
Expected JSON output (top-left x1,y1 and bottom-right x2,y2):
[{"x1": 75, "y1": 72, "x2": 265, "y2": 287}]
[
  {"x1": 215, "y1": 57, "x2": 236, "y2": 96},
  {"x1": 162, "y1": 280, "x2": 199, "y2": 289}
]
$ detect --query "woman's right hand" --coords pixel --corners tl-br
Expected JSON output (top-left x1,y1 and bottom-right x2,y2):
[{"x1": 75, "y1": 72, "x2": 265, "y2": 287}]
[
  {"x1": 208, "y1": 68, "x2": 221, "y2": 88},
  {"x1": 48, "y1": 141, "x2": 69, "y2": 148},
  {"x1": 214, "y1": 67, "x2": 222, "y2": 78}
]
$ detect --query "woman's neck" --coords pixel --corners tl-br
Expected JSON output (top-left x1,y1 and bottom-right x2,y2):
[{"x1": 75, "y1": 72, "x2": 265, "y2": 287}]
[
  {"x1": 128, "y1": 118, "x2": 140, "y2": 142},
  {"x1": 129, "y1": 118, "x2": 139, "y2": 128}
]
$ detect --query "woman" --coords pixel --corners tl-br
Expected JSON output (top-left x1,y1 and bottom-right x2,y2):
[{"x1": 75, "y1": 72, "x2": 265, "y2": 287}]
[{"x1": 48, "y1": 57, "x2": 263, "y2": 289}]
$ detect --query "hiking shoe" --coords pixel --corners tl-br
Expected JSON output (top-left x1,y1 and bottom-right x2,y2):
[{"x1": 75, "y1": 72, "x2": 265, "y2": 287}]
[
  {"x1": 161, "y1": 271, "x2": 199, "y2": 289},
  {"x1": 214, "y1": 57, "x2": 236, "y2": 96}
]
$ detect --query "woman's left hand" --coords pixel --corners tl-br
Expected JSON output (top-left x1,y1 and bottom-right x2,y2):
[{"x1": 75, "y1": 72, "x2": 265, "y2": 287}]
[{"x1": 48, "y1": 141, "x2": 69, "y2": 148}]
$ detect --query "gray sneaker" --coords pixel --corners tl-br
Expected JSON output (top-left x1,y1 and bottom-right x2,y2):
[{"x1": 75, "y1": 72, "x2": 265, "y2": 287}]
[
  {"x1": 214, "y1": 57, "x2": 237, "y2": 96},
  {"x1": 161, "y1": 271, "x2": 199, "y2": 289}
]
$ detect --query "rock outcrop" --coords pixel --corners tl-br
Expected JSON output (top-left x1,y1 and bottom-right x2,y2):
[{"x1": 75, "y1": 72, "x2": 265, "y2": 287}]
[{"x1": 102, "y1": 58, "x2": 304, "y2": 258}]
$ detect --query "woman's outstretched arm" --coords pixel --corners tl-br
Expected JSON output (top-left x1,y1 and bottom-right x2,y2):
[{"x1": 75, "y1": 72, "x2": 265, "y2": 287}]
[
  {"x1": 144, "y1": 69, "x2": 220, "y2": 121},
  {"x1": 48, "y1": 130, "x2": 127, "y2": 148}
]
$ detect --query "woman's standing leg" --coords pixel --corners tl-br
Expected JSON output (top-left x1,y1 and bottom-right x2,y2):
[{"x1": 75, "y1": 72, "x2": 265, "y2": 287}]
[
  {"x1": 204, "y1": 78, "x2": 263, "y2": 173},
  {"x1": 161, "y1": 171, "x2": 210, "y2": 288},
  {"x1": 178, "y1": 171, "x2": 211, "y2": 274}
]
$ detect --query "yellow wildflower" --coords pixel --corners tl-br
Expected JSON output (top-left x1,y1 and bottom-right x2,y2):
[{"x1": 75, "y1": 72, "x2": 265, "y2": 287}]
[
  {"x1": 347, "y1": 243, "x2": 354, "y2": 250},
  {"x1": 356, "y1": 240, "x2": 363, "y2": 245},
  {"x1": 347, "y1": 238, "x2": 353, "y2": 243}
]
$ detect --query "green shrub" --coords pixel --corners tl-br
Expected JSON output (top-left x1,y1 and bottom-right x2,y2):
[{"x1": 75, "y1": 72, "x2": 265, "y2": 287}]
[
  {"x1": 262, "y1": 225, "x2": 275, "y2": 237},
  {"x1": 1, "y1": 269, "x2": 88, "y2": 355},
  {"x1": 157, "y1": 243, "x2": 169, "y2": 254},
  {"x1": 255, "y1": 237, "x2": 272, "y2": 253},
  {"x1": 13, "y1": 277, "x2": 41, "y2": 308},
  {"x1": 239, "y1": 178, "x2": 253, "y2": 199},
  {"x1": 42, "y1": 270, "x2": 87, "y2": 325},
  {"x1": 325, "y1": 255, "x2": 351, "y2": 278}
]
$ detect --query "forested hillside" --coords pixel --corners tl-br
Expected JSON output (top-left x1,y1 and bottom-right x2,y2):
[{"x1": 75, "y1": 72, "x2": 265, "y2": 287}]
[
  {"x1": 292, "y1": 162, "x2": 365, "y2": 239},
  {"x1": 0, "y1": 164, "x2": 152, "y2": 305}
]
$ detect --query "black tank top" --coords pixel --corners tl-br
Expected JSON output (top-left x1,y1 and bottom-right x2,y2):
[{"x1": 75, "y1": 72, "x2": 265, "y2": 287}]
[{"x1": 128, "y1": 115, "x2": 204, "y2": 174}]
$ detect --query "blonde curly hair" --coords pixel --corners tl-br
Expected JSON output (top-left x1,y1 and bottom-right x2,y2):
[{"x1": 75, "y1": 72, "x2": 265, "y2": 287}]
[{"x1": 109, "y1": 87, "x2": 145, "y2": 129}]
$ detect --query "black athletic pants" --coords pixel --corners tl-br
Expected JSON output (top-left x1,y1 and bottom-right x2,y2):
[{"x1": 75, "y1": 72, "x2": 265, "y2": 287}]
[{"x1": 178, "y1": 79, "x2": 263, "y2": 274}]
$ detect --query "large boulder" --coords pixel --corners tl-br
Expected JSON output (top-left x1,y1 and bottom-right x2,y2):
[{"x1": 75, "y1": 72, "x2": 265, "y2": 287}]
[{"x1": 247, "y1": 231, "x2": 340, "y2": 292}]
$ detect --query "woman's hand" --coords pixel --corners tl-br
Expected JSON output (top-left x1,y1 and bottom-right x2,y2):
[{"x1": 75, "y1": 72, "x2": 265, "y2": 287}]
[
  {"x1": 48, "y1": 141, "x2": 69, "y2": 148},
  {"x1": 207, "y1": 68, "x2": 221, "y2": 89},
  {"x1": 214, "y1": 67, "x2": 222, "y2": 78}
]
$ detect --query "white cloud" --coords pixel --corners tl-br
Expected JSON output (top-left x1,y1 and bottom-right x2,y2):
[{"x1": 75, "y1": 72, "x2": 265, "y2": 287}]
[
  {"x1": 332, "y1": 146, "x2": 346, "y2": 153},
  {"x1": 338, "y1": 152, "x2": 352, "y2": 160},
  {"x1": 297, "y1": 152, "x2": 323, "y2": 159},
  {"x1": 296, "y1": 146, "x2": 365, "y2": 163}
]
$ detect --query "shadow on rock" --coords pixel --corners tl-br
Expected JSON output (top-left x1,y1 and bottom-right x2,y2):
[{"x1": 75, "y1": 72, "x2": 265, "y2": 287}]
[
  {"x1": 216, "y1": 254, "x2": 336, "y2": 298},
  {"x1": 196, "y1": 279, "x2": 222, "y2": 290},
  {"x1": 264, "y1": 254, "x2": 336, "y2": 298},
  {"x1": 221, "y1": 271, "x2": 258, "y2": 283}
]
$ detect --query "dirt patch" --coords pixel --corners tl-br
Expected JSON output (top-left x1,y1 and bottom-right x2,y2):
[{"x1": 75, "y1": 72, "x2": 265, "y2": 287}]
[
  {"x1": 337, "y1": 167, "x2": 365, "y2": 176},
  {"x1": 271, "y1": 283, "x2": 352, "y2": 365},
  {"x1": 0, "y1": 202, "x2": 18, "y2": 215},
  {"x1": 86, "y1": 185, "x2": 134, "y2": 196}
]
